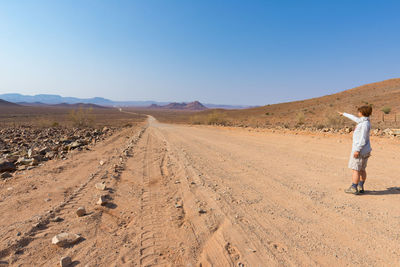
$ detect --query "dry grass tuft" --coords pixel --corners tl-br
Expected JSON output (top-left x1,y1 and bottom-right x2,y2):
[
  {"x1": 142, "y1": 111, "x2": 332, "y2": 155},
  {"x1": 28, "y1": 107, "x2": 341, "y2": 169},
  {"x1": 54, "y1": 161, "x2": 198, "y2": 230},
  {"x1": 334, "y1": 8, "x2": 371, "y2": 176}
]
[{"x1": 68, "y1": 107, "x2": 95, "y2": 127}]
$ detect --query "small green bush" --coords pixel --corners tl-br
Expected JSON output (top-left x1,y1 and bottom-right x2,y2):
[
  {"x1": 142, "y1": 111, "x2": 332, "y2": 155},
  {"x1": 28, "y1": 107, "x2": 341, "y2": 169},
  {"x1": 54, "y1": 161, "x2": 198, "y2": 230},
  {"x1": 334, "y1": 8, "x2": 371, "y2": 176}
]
[{"x1": 381, "y1": 106, "x2": 391, "y2": 114}]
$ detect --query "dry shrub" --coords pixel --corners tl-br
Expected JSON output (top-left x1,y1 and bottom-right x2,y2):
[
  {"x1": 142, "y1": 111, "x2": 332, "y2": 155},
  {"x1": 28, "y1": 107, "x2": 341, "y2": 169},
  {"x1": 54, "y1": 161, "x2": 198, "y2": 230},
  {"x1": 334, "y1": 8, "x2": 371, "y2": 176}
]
[
  {"x1": 296, "y1": 112, "x2": 305, "y2": 125},
  {"x1": 246, "y1": 116, "x2": 268, "y2": 128},
  {"x1": 68, "y1": 107, "x2": 95, "y2": 127},
  {"x1": 207, "y1": 111, "x2": 229, "y2": 126},
  {"x1": 35, "y1": 118, "x2": 60, "y2": 128},
  {"x1": 325, "y1": 113, "x2": 345, "y2": 129},
  {"x1": 190, "y1": 115, "x2": 205, "y2": 125},
  {"x1": 36, "y1": 118, "x2": 53, "y2": 128}
]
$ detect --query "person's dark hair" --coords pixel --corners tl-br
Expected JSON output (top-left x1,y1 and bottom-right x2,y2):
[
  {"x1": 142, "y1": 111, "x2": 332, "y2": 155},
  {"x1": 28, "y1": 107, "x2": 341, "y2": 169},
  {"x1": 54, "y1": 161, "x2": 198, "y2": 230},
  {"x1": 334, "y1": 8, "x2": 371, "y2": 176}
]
[{"x1": 358, "y1": 105, "x2": 372, "y2": 117}]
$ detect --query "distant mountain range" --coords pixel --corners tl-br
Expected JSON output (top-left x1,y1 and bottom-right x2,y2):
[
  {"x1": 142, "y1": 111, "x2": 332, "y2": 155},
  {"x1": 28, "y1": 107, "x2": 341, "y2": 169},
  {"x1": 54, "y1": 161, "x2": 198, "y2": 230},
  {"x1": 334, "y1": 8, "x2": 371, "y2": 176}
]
[
  {"x1": 0, "y1": 93, "x2": 253, "y2": 109},
  {"x1": 148, "y1": 101, "x2": 208, "y2": 111},
  {"x1": 0, "y1": 93, "x2": 139, "y2": 106},
  {"x1": 0, "y1": 99, "x2": 19, "y2": 107}
]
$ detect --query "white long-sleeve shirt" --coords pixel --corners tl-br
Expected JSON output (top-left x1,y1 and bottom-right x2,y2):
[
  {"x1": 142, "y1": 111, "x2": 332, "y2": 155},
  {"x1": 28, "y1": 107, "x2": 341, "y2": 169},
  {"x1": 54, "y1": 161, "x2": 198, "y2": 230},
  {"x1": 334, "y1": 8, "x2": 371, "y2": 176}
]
[{"x1": 343, "y1": 113, "x2": 372, "y2": 155}]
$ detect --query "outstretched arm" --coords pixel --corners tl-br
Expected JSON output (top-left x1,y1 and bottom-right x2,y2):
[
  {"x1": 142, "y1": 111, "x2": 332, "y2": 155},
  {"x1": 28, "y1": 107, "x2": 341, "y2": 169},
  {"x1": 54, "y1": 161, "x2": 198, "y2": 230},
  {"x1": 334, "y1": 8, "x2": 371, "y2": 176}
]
[{"x1": 338, "y1": 111, "x2": 361, "y2": 123}]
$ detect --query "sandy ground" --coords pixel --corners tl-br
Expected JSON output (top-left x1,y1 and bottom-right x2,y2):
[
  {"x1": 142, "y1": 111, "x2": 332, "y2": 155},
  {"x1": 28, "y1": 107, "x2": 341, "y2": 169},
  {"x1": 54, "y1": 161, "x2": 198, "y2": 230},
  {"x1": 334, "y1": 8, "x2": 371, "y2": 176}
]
[{"x1": 1, "y1": 116, "x2": 400, "y2": 266}]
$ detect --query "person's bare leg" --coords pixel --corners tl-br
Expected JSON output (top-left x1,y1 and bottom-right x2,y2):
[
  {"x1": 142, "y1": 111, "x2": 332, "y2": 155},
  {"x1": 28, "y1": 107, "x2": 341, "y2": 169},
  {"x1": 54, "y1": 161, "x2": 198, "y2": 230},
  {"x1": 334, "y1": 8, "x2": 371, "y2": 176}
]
[
  {"x1": 345, "y1": 170, "x2": 361, "y2": 194},
  {"x1": 352, "y1": 170, "x2": 361, "y2": 184},
  {"x1": 360, "y1": 170, "x2": 366, "y2": 182},
  {"x1": 358, "y1": 170, "x2": 366, "y2": 193}
]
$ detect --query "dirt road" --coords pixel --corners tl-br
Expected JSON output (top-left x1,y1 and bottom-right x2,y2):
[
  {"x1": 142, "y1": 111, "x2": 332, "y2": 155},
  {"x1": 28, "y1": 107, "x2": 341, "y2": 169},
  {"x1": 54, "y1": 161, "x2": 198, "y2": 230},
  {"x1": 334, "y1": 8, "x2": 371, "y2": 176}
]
[{"x1": 1, "y1": 117, "x2": 400, "y2": 266}]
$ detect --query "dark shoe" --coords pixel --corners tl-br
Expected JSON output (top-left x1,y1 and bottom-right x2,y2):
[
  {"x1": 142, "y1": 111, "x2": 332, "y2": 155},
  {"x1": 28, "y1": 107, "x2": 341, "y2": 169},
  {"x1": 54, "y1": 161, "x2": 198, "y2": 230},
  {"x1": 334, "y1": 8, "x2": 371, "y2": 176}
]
[
  {"x1": 357, "y1": 185, "x2": 364, "y2": 194},
  {"x1": 345, "y1": 186, "x2": 359, "y2": 195}
]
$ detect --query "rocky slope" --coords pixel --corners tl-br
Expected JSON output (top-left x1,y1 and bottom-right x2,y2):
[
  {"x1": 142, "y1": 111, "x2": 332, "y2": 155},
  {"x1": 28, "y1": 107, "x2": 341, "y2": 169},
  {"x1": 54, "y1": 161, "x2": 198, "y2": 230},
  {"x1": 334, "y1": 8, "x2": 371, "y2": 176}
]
[{"x1": 0, "y1": 126, "x2": 116, "y2": 178}]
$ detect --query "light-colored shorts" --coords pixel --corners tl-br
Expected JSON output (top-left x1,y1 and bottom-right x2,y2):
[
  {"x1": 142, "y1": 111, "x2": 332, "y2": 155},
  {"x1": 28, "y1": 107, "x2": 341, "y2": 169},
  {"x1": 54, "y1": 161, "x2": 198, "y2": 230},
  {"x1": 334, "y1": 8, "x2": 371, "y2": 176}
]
[{"x1": 348, "y1": 152, "x2": 371, "y2": 171}]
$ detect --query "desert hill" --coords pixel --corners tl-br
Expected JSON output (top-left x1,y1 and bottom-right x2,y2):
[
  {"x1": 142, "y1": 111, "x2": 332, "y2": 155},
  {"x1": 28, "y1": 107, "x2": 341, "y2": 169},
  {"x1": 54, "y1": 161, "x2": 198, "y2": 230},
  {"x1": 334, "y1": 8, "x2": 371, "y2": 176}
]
[
  {"x1": 147, "y1": 101, "x2": 208, "y2": 111},
  {"x1": 185, "y1": 101, "x2": 208, "y2": 110},
  {"x1": 0, "y1": 99, "x2": 19, "y2": 107},
  {"x1": 258, "y1": 78, "x2": 399, "y2": 124},
  {"x1": 166, "y1": 78, "x2": 400, "y2": 128}
]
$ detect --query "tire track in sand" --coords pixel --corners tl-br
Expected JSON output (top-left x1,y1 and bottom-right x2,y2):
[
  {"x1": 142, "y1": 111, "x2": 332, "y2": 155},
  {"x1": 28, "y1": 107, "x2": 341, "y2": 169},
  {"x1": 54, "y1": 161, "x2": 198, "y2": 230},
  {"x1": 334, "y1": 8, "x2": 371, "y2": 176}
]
[{"x1": 138, "y1": 131, "x2": 169, "y2": 266}]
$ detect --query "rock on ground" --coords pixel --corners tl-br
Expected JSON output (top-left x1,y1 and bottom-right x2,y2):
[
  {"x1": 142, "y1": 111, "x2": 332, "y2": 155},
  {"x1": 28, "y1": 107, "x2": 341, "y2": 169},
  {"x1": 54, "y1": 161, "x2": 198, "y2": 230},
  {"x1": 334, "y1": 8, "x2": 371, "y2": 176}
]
[
  {"x1": 1, "y1": 172, "x2": 12, "y2": 179},
  {"x1": 95, "y1": 182, "x2": 106, "y2": 190},
  {"x1": 52, "y1": 233, "x2": 81, "y2": 247},
  {"x1": 96, "y1": 195, "x2": 108, "y2": 206},
  {"x1": 17, "y1": 157, "x2": 34, "y2": 166},
  {"x1": 60, "y1": 256, "x2": 72, "y2": 267},
  {"x1": 76, "y1": 207, "x2": 86, "y2": 217},
  {"x1": 0, "y1": 159, "x2": 16, "y2": 172},
  {"x1": 51, "y1": 216, "x2": 63, "y2": 222}
]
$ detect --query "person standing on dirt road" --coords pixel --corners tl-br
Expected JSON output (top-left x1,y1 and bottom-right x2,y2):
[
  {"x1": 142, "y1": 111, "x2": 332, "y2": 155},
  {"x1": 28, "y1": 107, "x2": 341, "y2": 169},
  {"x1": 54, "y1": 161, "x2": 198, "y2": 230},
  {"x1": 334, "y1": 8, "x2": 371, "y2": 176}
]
[{"x1": 337, "y1": 105, "x2": 372, "y2": 195}]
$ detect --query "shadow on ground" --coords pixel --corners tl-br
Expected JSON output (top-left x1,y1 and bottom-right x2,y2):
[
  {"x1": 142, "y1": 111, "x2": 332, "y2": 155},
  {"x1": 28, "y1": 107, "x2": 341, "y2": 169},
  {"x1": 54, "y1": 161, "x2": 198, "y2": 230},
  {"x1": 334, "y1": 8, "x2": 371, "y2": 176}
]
[{"x1": 364, "y1": 187, "x2": 400, "y2": 195}]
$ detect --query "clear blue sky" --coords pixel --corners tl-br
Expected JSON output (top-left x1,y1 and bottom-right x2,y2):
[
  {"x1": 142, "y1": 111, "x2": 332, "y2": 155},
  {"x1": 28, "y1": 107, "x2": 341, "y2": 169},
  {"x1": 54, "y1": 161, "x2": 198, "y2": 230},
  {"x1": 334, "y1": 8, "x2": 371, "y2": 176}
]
[{"x1": 0, "y1": 0, "x2": 399, "y2": 105}]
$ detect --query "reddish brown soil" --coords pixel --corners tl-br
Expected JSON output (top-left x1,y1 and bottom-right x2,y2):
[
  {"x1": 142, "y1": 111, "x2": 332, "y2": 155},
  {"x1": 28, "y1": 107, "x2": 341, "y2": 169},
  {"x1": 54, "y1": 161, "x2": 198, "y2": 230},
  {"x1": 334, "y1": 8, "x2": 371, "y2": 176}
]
[{"x1": 1, "y1": 117, "x2": 400, "y2": 266}]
